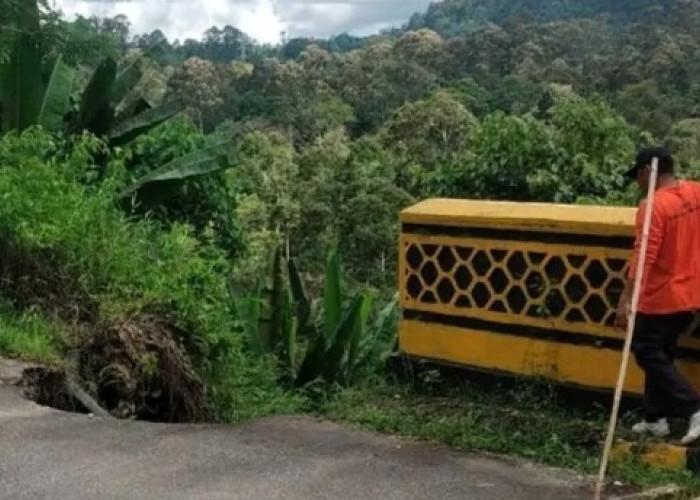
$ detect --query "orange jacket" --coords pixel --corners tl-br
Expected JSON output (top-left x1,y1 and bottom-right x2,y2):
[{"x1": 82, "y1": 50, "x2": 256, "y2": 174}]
[{"x1": 628, "y1": 181, "x2": 700, "y2": 314}]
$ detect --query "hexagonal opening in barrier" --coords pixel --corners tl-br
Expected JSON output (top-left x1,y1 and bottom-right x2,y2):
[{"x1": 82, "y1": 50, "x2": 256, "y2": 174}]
[
  {"x1": 471, "y1": 250, "x2": 492, "y2": 277},
  {"x1": 567, "y1": 255, "x2": 587, "y2": 269},
  {"x1": 506, "y1": 252, "x2": 528, "y2": 280},
  {"x1": 506, "y1": 286, "x2": 527, "y2": 314},
  {"x1": 564, "y1": 275, "x2": 587, "y2": 304},
  {"x1": 544, "y1": 256, "x2": 566, "y2": 285},
  {"x1": 437, "y1": 247, "x2": 457, "y2": 272},
  {"x1": 605, "y1": 278, "x2": 625, "y2": 306},
  {"x1": 472, "y1": 283, "x2": 491, "y2": 308},
  {"x1": 606, "y1": 258, "x2": 627, "y2": 273},
  {"x1": 565, "y1": 308, "x2": 586, "y2": 323},
  {"x1": 422, "y1": 244, "x2": 439, "y2": 257},
  {"x1": 584, "y1": 294, "x2": 608, "y2": 323},
  {"x1": 490, "y1": 300, "x2": 507, "y2": 313},
  {"x1": 437, "y1": 278, "x2": 457, "y2": 303},
  {"x1": 489, "y1": 249, "x2": 508, "y2": 263},
  {"x1": 421, "y1": 261, "x2": 439, "y2": 286},
  {"x1": 407, "y1": 274, "x2": 422, "y2": 299},
  {"x1": 527, "y1": 252, "x2": 547, "y2": 266},
  {"x1": 545, "y1": 289, "x2": 567, "y2": 317},
  {"x1": 527, "y1": 305, "x2": 547, "y2": 318},
  {"x1": 421, "y1": 290, "x2": 438, "y2": 304},
  {"x1": 455, "y1": 295, "x2": 471, "y2": 308},
  {"x1": 406, "y1": 244, "x2": 423, "y2": 270},
  {"x1": 585, "y1": 260, "x2": 608, "y2": 289},
  {"x1": 455, "y1": 246, "x2": 474, "y2": 261},
  {"x1": 489, "y1": 268, "x2": 509, "y2": 294},
  {"x1": 525, "y1": 271, "x2": 546, "y2": 299},
  {"x1": 454, "y1": 265, "x2": 473, "y2": 290}
]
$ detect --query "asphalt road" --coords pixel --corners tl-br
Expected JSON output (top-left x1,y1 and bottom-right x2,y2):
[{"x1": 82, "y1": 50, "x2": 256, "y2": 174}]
[{"x1": 0, "y1": 360, "x2": 593, "y2": 500}]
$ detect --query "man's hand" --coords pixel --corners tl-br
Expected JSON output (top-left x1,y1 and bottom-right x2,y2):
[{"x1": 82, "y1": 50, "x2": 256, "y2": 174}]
[
  {"x1": 615, "y1": 277, "x2": 635, "y2": 330},
  {"x1": 615, "y1": 299, "x2": 630, "y2": 329}
]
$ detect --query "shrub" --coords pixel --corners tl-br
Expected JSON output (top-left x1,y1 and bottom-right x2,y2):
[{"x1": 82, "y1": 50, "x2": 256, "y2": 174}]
[
  {"x1": 0, "y1": 128, "x2": 296, "y2": 420},
  {"x1": 120, "y1": 120, "x2": 243, "y2": 257}
]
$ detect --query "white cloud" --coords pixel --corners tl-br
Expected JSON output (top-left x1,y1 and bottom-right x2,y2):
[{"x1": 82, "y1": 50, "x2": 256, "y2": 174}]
[{"x1": 50, "y1": 0, "x2": 435, "y2": 44}]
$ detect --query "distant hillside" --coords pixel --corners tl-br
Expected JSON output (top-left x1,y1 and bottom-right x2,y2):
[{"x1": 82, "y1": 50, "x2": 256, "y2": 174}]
[{"x1": 406, "y1": 0, "x2": 677, "y2": 37}]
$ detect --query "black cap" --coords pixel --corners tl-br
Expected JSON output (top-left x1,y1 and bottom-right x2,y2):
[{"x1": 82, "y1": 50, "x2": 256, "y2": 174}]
[{"x1": 625, "y1": 147, "x2": 674, "y2": 179}]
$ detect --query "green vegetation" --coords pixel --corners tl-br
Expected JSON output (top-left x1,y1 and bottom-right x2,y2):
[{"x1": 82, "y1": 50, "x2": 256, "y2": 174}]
[
  {"x1": 0, "y1": 128, "x2": 295, "y2": 420},
  {"x1": 322, "y1": 377, "x2": 700, "y2": 493},
  {"x1": 325, "y1": 380, "x2": 602, "y2": 470},
  {"x1": 0, "y1": 306, "x2": 63, "y2": 364},
  {"x1": 237, "y1": 248, "x2": 398, "y2": 388},
  {"x1": 2, "y1": 0, "x2": 700, "y2": 491}
]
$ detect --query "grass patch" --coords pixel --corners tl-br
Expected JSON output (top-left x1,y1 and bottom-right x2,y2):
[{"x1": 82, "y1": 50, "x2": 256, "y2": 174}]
[
  {"x1": 0, "y1": 309, "x2": 63, "y2": 364},
  {"x1": 321, "y1": 374, "x2": 700, "y2": 494}
]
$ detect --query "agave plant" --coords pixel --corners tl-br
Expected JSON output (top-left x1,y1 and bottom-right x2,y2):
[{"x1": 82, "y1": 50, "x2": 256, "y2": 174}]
[{"x1": 232, "y1": 247, "x2": 398, "y2": 387}]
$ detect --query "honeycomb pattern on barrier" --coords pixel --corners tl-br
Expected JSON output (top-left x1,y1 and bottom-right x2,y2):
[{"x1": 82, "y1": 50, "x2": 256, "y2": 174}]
[{"x1": 402, "y1": 239, "x2": 629, "y2": 329}]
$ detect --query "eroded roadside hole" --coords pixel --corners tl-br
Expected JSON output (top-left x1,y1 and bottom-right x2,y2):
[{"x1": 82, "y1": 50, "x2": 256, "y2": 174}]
[
  {"x1": 14, "y1": 313, "x2": 214, "y2": 423},
  {"x1": 17, "y1": 366, "x2": 90, "y2": 415}
]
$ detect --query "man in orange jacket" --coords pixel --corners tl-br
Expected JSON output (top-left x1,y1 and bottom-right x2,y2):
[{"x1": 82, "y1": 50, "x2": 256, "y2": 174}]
[{"x1": 617, "y1": 147, "x2": 700, "y2": 444}]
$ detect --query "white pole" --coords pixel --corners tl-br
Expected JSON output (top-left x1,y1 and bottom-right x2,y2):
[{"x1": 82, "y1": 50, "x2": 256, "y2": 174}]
[{"x1": 594, "y1": 157, "x2": 659, "y2": 500}]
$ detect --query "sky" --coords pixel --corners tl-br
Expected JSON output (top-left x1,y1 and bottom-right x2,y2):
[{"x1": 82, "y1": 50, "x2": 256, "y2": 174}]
[{"x1": 51, "y1": 0, "x2": 436, "y2": 45}]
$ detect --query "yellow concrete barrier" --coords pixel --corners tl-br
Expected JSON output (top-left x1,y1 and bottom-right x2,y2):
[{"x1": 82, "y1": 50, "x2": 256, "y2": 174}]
[
  {"x1": 611, "y1": 441, "x2": 688, "y2": 471},
  {"x1": 398, "y1": 199, "x2": 700, "y2": 394}
]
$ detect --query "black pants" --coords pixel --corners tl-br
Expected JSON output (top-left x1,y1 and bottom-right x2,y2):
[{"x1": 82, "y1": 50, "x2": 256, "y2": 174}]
[{"x1": 632, "y1": 312, "x2": 700, "y2": 421}]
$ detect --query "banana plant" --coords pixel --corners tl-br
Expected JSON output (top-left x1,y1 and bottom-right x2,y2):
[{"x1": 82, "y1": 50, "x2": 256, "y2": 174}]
[
  {"x1": 0, "y1": 0, "x2": 75, "y2": 134},
  {"x1": 0, "y1": 1, "x2": 174, "y2": 144},
  {"x1": 72, "y1": 55, "x2": 239, "y2": 194},
  {"x1": 232, "y1": 247, "x2": 398, "y2": 388},
  {"x1": 66, "y1": 56, "x2": 184, "y2": 147},
  {"x1": 0, "y1": 0, "x2": 230, "y2": 198}
]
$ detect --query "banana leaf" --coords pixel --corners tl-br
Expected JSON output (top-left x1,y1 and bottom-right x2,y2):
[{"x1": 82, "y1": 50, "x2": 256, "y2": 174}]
[
  {"x1": 111, "y1": 59, "x2": 143, "y2": 110},
  {"x1": 118, "y1": 140, "x2": 234, "y2": 197},
  {"x1": 38, "y1": 55, "x2": 74, "y2": 131},
  {"x1": 0, "y1": 33, "x2": 42, "y2": 133},
  {"x1": 115, "y1": 97, "x2": 151, "y2": 123},
  {"x1": 77, "y1": 57, "x2": 117, "y2": 135},
  {"x1": 108, "y1": 99, "x2": 184, "y2": 147}
]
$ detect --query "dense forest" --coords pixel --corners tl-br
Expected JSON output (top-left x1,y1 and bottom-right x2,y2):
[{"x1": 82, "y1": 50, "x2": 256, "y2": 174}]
[
  {"x1": 2, "y1": 0, "x2": 700, "y2": 425},
  {"x1": 15, "y1": 0, "x2": 699, "y2": 288}
]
